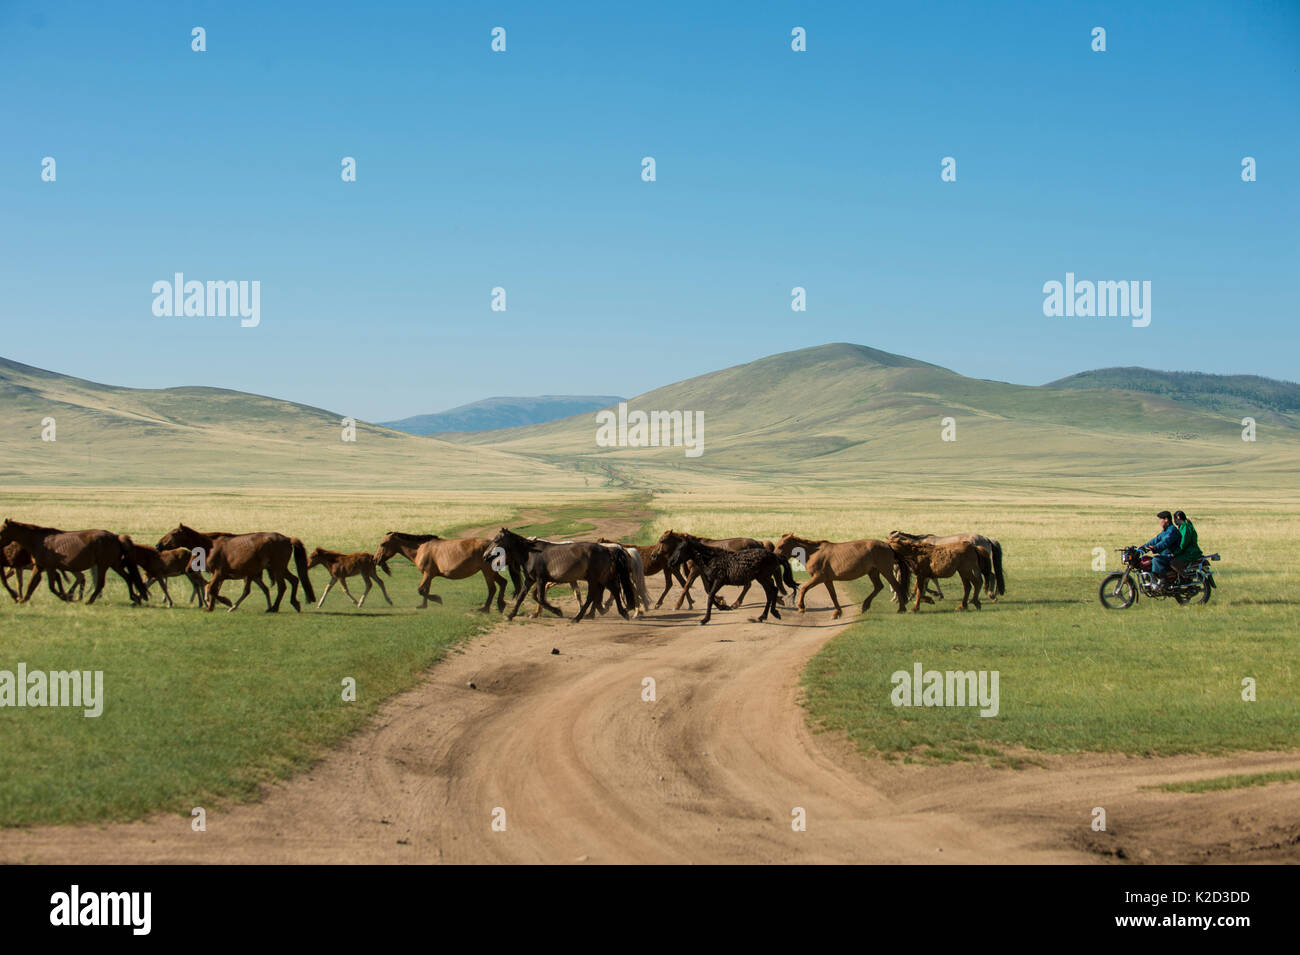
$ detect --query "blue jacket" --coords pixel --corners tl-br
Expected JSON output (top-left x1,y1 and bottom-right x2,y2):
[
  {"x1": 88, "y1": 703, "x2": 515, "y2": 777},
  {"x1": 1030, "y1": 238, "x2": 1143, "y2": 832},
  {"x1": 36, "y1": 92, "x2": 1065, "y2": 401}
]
[{"x1": 1144, "y1": 524, "x2": 1180, "y2": 554}]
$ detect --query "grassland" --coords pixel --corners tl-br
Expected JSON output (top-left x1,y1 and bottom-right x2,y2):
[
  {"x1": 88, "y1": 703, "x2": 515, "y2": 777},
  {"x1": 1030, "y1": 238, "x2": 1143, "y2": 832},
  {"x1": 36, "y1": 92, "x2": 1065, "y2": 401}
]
[
  {"x1": 1, "y1": 483, "x2": 1297, "y2": 826},
  {"x1": 648, "y1": 490, "x2": 1300, "y2": 763}
]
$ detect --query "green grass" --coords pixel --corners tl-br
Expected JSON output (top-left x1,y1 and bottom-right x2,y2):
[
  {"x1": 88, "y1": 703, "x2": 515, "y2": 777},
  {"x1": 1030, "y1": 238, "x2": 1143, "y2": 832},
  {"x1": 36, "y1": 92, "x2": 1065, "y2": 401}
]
[
  {"x1": 0, "y1": 564, "x2": 495, "y2": 826},
  {"x1": 801, "y1": 554, "x2": 1300, "y2": 764},
  {"x1": 1152, "y1": 770, "x2": 1300, "y2": 793}
]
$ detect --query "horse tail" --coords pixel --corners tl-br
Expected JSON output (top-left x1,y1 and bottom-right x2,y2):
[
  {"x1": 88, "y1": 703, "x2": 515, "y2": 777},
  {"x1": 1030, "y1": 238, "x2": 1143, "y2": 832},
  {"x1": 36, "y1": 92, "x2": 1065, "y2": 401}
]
[
  {"x1": 614, "y1": 548, "x2": 636, "y2": 614},
  {"x1": 893, "y1": 547, "x2": 912, "y2": 603},
  {"x1": 992, "y1": 541, "x2": 1006, "y2": 595},
  {"x1": 976, "y1": 546, "x2": 993, "y2": 590},
  {"x1": 118, "y1": 535, "x2": 148, "y2": 603},
  {"x1": 293, "y1": 538, "x2": 316, "y2": 603},
  {"x1": 781, "y1": 556, "x2": 796, "y2": 590}
]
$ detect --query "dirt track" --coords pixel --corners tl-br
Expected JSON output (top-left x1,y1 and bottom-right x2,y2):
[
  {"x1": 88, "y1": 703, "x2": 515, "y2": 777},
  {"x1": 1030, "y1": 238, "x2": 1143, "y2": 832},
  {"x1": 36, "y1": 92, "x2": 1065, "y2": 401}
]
[{"x1": 2, "y1": 514, "x2": 1297, "y2": 864}]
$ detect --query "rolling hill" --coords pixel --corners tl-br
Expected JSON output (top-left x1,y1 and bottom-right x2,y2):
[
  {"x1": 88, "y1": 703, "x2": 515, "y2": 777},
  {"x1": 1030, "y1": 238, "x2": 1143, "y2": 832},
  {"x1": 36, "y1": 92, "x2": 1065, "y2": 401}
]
[
  {"x1": 441, "y1": 344, "x2": 1300, "y2": 491},
  {"x1": 0, "y1": 357, "x2": 580, "y2": 490},
  {"x1": 3, "y1": 345, "x2": 1297, "y2": 493}
]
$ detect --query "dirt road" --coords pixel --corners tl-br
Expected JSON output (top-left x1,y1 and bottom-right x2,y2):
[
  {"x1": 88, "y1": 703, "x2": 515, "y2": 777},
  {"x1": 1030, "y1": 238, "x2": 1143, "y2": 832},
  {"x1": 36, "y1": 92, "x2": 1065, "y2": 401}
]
[{"x1": 2, "y1": 514, "x2": 1297, "y2": 864}]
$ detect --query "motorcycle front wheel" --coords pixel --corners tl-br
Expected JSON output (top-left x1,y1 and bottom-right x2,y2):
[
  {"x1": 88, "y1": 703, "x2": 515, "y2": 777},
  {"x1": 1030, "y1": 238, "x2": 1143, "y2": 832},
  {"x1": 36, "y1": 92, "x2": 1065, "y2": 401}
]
[{"x1": 1099, "y1": 572, "x2": 1137, "y2": 609}]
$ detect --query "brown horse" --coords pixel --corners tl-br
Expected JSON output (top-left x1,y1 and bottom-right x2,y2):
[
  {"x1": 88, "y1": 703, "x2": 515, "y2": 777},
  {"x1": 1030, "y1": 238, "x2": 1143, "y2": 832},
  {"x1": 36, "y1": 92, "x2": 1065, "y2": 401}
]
[
  {"x1": 637, "y1": 542, "x2": 694, "y2": 608},
  {"x1": 888, "y1": 531, "x2": 1004, "y2": 600},
  {"x1": 888, "y1": 536, "x2": 983, "y2": 612},
  {"x1": 128, "y1": 543, "x2": 198, "y2": 608},
  {"x1": 487, "y1": 528, "x2": 635, "y2": 622},
  {"x1": 775, "y1": 533, "x2": 906, "y2": 618},
  {"x1": 202, "y1": 532, "x2": 314, "y2": 612},
  {"x1": 0, "y1": 542, "x2": 34, "y2": 602},
  {"x1": 308, "y1": 547, "x2": 392, "y2": 608},
  {"x1": 156, "y1": 524, "x2": 261, "y2": 609},
  {"x1": 0, "y1": 519, "x2": 147, "y2": 605},
  {"x1": 374, "y1": 531, "x2": 511, "y2": 612}
]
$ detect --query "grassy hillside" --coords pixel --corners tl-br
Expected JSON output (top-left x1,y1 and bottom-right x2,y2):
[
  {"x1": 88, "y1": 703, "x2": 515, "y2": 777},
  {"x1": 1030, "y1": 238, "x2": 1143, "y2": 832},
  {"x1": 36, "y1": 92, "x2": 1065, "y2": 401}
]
[
  {"x1": 444, "y1": 344, "x2": 1300, "y2": 491},
  {"x1": 0, "y1": 357, "x2": 584, "y2": 490},
  {"x1": 1047, "y1": 366, "x2": 1300, "y2": 415}
]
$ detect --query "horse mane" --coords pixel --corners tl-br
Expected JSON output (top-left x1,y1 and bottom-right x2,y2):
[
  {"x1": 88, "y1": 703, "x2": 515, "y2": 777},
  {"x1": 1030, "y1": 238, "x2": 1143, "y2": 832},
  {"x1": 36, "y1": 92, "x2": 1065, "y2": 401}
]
[
  {"x1": 387, "y1": 531, "x2": 439, "y2": 543},
  {"x1": 3, "y1": 518, "x2": 62, "y2": 534}
]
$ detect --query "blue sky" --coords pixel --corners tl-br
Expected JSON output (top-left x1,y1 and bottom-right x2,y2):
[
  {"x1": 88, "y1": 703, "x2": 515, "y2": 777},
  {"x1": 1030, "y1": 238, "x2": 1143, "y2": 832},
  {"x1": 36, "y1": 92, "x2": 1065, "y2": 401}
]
[{"x1": 2, "y1": 1, "x2": 1296, "y2": 421}]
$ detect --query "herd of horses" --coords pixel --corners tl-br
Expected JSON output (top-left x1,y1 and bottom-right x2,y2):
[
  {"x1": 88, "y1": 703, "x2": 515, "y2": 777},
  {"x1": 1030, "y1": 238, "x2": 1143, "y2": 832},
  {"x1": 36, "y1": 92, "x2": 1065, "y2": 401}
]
[{"x1": 0, "y1": 516, "x2": 1006, "y2": 625}]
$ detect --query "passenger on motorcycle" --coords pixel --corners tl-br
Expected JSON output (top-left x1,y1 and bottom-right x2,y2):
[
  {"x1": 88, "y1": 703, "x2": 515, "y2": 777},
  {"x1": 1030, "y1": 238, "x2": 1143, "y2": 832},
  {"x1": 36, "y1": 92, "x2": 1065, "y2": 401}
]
[
  {"x1": 1170, "y1": 510, "x2": 1202, "y2": 579},
  {"x1": 1142, "y1": 510, "x2": 1180, "y2": 592}
]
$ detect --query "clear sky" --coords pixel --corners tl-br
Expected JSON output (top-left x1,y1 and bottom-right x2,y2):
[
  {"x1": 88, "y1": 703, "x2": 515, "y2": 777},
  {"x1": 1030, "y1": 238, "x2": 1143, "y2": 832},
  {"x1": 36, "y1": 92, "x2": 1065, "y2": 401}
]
[{"x1": 2, "y1": 1, "x2": 1296, "y2": 421}]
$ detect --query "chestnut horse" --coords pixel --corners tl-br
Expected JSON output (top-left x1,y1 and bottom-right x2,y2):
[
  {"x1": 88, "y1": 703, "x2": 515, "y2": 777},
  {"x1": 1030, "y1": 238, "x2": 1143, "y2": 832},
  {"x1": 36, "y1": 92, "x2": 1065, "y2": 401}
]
[
  {"x1": 308, "y1": 547, "x2": 392, "y2": 608},
  {"x1": 374, "y1": 531, "x2": 511, "y2": 612},
  {"x1": 888, "y1": 536, "x2": 983, "y2": 612},
  {"x1": 201, "y1": 532, "x2": 314, "y2": 612},
  {"x1": 156, "y1": 524, "x2": 260, "y2": 609},
  {"x1": 0, "y1": 519, "x2": 147, "y2": 605},
  {"x1": 1, "y1": 542, "x2": 34, "y2": 602},
  {"x1": 775, "y1": 533, "x2": 906, "y2": 618}
]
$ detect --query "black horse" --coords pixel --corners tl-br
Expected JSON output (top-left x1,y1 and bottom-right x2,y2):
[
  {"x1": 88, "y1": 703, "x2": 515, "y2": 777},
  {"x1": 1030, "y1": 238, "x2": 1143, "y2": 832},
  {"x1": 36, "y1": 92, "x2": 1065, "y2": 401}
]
[{"x1": 667, "y1": 536, "x2": 784, "y2": 625}]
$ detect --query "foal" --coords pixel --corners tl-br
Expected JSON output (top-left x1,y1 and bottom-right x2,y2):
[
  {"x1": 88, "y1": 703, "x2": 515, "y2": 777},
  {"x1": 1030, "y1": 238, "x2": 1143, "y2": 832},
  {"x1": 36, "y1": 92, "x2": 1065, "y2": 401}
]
[{"x1": 308, "y1": 547, "x2": 392, "y2": 608}]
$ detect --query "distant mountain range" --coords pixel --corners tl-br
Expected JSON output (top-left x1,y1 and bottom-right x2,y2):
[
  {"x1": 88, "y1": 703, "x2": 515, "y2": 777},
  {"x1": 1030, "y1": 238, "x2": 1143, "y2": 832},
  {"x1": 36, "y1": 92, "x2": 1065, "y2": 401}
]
[
  {"x1": 381, "y1": 395, "x2": 625, "y2": 435},
  {"x1": 2, "y1": 345, "x2": 1296, "y2": 489}
]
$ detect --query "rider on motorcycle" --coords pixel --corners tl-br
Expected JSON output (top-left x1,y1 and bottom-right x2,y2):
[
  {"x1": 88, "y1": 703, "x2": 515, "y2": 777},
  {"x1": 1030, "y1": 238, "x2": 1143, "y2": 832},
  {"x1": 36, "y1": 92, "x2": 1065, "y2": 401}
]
[
  {"x1": 1143, "y1": 510, "x2": 1180, "y2": 592},
  {"x1": 1170, "y1": 510, "x2": 1203, "y2": 580}
]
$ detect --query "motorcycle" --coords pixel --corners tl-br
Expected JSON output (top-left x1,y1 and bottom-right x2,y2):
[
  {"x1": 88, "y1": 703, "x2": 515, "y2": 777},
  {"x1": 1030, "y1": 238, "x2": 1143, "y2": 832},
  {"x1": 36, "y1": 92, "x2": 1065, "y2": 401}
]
[{"x1": 1098, "y1": 546, "x2": 1220, "y2": 609}]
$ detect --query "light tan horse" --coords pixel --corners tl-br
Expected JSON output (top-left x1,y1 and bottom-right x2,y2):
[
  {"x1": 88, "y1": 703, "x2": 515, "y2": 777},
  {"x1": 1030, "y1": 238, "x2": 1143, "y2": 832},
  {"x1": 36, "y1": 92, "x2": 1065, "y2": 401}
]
[
  {"x1": 888, "y1": 531, "x2": 1004, "y2": 601},
  {"x1": 775, "y1": 533, "x2": 905, "y2": 618},
  {"x1": 888, "y1": 536, "x2": 983, "y2": 612},
  {"x1": 374, "y1": 531, "x2": 509, "y2": 611}
]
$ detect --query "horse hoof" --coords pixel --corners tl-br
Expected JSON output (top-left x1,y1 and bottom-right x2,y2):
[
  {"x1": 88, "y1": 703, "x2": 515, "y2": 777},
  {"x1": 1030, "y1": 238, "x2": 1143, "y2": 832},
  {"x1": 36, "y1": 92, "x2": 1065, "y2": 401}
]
[{"x1": 832, "y1": 611, "x2": 842, "y2": 619}]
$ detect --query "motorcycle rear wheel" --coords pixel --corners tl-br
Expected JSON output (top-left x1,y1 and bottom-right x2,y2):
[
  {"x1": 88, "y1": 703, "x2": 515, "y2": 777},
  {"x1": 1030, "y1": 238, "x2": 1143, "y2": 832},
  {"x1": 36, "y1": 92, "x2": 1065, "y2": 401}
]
[{"x1": 1099, "y1": 573, "x2": 1136, "y2": 609}]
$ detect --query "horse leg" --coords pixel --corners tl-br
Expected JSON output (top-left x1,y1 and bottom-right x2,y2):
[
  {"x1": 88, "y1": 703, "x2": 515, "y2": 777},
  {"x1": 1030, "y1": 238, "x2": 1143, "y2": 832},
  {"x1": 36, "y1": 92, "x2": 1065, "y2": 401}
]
[
  {"x1": 373, "y1": 571, "x2": 392, "y2": 606},
  {"x1": 417, "y1": 570, "x2": 443, "y2": 609},
  {"x1": 912, "y1": 574, "x2": 928, "y2": 612},
  {"x1": 507, "y1": 578, "x2": 531, "y2": 620},
  {"x1": 316, "y1": 577, "x2": 337, "y2": 609},
  {"x1": 535, "y1": 581, "x2": 563, "y2": 618},
  {"x1": 796, "y1": 577, "x2": 816, "y2": 613},
  {"x1": 967, "y1": 570, "x2": 981, "y2": 610},
  {"x1": 20, "y1": 568, "x2": 43, "y2": 603},
  {"x1": 674, "y1": 567, "x2": 699, "y2": 610},
  {"x1": 253, "y1": 574, "x2": 274, "y2": 611},
  {"x1": 339, "y1": 576, "x2": 360, "y2": 607},
  {"x1": 574, "y1": 582, "x2": 599, "y2": 622},
  {"x1": 729, "y1": 581, "x2": 751, "y2": 611},
  {"x1": 700, "y1": 580, "x2": 724, "y2": 625},
  {"x1": 230, "y1": 574, "x2": 257, "y2": 613},
  {"x1": 756, "y1": 576, "x2": 778, "y2": 622},
  {"x1": 824, "y1": 580, "x2": 844, "y2": 619},
  {"x1": 85, "y1": 565, "x2": 107, "y2": 605},
  {"x1": 205, "y1": 572, "x2": 227, "y2": 612},
  {"x1": 860, "y1": 571, "x2": 884, "y2": 612},
  {"x1": 0, "y1": 569, "x2": 18, "y2": 603},
  {"x1": 156, "y1": 576, "x2": 174, "y2": 608}
]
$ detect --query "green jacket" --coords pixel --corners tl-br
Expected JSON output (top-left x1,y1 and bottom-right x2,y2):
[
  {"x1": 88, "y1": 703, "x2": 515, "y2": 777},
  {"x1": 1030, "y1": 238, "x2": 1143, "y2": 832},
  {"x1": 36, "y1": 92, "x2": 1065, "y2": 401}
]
[{"x1": 1173, "y1": 520, "x2": 1202, "y2": 562}]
